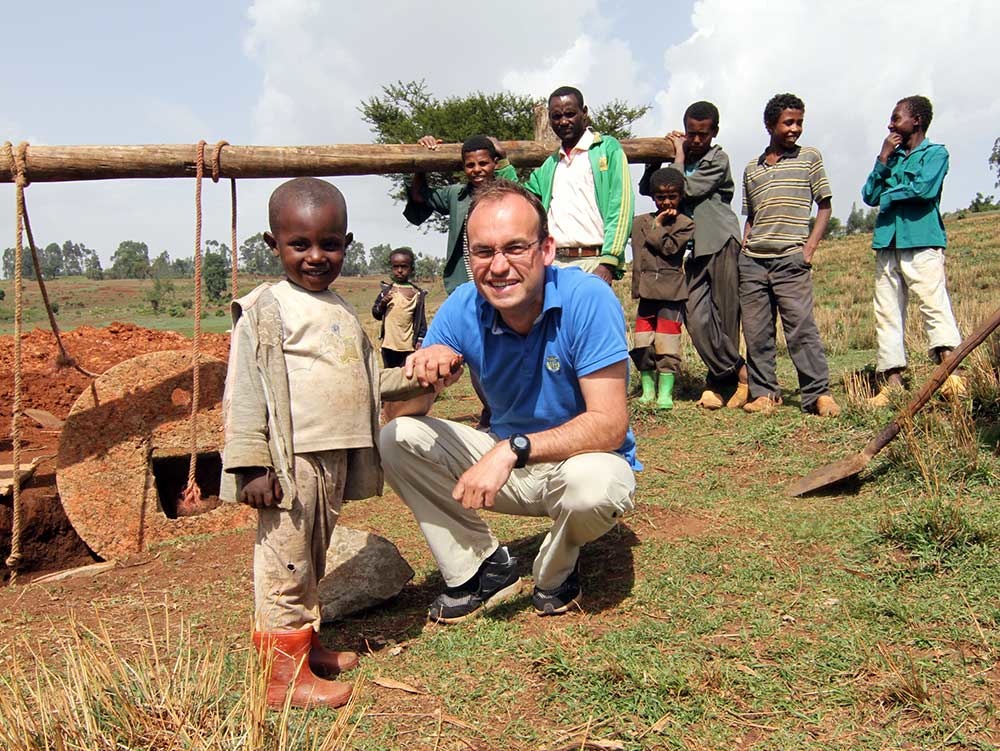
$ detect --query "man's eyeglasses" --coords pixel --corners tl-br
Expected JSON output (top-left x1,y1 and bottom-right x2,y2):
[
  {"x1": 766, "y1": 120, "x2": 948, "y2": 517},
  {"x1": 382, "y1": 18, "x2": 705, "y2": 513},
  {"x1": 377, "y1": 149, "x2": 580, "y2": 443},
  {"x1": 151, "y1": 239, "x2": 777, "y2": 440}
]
[{"x1": 468, "y1": 240, "x2": 540, "y2": 262}]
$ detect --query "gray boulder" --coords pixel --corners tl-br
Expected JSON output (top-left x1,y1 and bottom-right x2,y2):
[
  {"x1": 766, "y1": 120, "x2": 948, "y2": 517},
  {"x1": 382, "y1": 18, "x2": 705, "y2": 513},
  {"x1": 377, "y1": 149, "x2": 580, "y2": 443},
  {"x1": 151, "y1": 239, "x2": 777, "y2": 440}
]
[{"x1": 319, "y1": 526, "x2": 414, "y2": 622}]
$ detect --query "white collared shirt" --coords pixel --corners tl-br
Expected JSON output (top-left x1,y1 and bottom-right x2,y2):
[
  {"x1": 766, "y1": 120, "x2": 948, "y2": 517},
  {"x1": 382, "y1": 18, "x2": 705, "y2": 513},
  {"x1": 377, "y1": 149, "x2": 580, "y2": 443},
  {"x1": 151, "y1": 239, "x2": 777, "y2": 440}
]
[{"x1": 547, "y1": 128, "x2": 605, "y2": 248}]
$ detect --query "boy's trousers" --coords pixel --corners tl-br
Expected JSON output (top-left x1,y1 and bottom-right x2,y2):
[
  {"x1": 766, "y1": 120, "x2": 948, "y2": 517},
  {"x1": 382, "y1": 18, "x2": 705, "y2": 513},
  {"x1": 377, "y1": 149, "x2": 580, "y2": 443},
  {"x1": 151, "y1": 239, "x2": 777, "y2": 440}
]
[
  {"x1": 254, "y1": 450, "x2": 346, "y2": 632},
  {"x1": 685, "y1": 238, "x2": 745, "y2": 383},
  {"x1": 631, "y1": 299, "x2": 684, "y2": 375},
  {"x1": 380, "y1": 416, "x2": 635, "y2": 591},
  {"x1": 873, "y1": 247, "x2": 961, "y2": 372},
  {"x1": 738, "y1": 252, "x2": 831, "y2": 411}
]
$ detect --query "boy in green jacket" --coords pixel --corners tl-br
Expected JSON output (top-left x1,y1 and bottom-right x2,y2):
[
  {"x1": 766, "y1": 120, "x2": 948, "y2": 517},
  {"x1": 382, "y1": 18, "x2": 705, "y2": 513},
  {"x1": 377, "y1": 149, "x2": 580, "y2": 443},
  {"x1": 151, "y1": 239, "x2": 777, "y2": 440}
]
[{"x1": 861, "y1": 95, "x2": 963, "y2": 405}]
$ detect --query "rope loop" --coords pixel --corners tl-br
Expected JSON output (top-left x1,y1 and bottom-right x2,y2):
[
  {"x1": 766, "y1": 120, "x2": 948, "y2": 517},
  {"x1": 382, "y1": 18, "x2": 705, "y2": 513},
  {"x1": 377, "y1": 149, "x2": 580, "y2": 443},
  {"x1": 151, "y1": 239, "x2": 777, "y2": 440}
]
[{"x1": 211, "y1": 140, "x2": 229, "y2": 183}]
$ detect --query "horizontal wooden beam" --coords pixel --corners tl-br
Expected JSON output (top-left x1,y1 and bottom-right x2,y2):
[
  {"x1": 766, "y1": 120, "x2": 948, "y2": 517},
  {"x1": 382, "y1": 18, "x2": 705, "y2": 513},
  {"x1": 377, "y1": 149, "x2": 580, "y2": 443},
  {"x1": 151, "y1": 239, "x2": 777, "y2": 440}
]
[{"x1": 0, "y1": 139, "x2": 675, "y2": 184}]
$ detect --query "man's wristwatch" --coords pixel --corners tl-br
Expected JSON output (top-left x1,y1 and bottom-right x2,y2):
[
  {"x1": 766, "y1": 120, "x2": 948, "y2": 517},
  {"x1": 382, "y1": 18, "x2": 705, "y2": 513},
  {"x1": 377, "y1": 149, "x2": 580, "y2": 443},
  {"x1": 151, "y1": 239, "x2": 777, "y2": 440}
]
[{"x1": 508, "y1": 433, "x2": 531, "y2": 469}]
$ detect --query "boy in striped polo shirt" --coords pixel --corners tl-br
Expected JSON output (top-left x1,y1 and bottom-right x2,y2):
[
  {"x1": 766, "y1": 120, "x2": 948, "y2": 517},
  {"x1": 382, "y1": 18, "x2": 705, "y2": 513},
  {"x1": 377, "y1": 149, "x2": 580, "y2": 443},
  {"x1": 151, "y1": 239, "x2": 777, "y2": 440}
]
[{"x1": 739, "y1": 93, "x2": 840, "y2": 417}]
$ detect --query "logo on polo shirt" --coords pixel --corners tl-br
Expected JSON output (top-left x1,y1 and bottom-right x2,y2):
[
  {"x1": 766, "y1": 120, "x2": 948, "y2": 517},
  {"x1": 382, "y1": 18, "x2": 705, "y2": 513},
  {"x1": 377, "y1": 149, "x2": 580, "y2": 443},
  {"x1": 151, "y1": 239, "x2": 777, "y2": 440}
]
[{"x1": 545, "y1": 355, "x2": 561, "y2": 373}]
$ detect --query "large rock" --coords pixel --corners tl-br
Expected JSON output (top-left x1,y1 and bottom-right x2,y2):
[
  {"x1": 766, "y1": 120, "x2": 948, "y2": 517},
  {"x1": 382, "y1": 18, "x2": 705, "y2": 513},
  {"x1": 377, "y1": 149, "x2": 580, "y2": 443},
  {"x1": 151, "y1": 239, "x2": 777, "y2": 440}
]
[{"x1": 319, "y1": 526, "x2": 414, "y2": 622}]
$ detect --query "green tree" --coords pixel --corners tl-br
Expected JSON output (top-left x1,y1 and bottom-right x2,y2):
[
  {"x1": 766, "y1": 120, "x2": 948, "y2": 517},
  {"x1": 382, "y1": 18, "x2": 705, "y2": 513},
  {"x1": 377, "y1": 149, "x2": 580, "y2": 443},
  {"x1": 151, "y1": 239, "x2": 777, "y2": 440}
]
[
  {"x1": 239, "y1": 232, "x2": 283, "y2": 275},
  {"x1": 145, "y1": 277, "x2": 175, "y2": 313},
  {"x1": 203, "y1": 244, "x2": 230, "y2": 300},
  {"x1": 845, "y1": 202, "x2": 878, "y2": 235},
  {"x1": 61, "y1": 240, "x2": 88, "y2": 276},
  {"x1": 341, "y1": 240, "x2": 367, "y2": 276},
  {"x1": 968, "y1": 192, "x2": 999, "y2": 213},
  {"x1": 109, "y1": 240, "x2": 151, "y2": 279},
  {"x1": 809, "y1": 215, "x2": 843, "y2": 239},
  {"x1": 414, "y1": 252, "x2": 443, "y2": 281},
  {"x1": 360, "y1": 80, "x2": 649, "y2": 233},
  {"x1": 171, "y1": 257, "x2": 194, "y2": 277},
  {"x1": 38, "y1": 242, "x2": 63, "y2": 278},
  {"x1": 368, "y1": 243, "x2": 393, "y2": 275},
  {"x1": 990, "y1": 137, "x2": 999, "y2": 187},
  {"x1": 151, "y1": 251, "x2": 172, "y2": 279},
  {"x1": 84, "y1": 250, "x2": 104, "y2": 280}
]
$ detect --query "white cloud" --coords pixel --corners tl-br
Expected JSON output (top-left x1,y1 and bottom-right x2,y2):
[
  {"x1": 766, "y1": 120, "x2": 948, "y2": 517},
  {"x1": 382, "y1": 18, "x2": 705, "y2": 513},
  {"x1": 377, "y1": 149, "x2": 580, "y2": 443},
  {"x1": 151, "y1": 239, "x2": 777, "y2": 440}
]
[{"x1": 649, "y1": 0, "x2": 1000, "y2": 215}]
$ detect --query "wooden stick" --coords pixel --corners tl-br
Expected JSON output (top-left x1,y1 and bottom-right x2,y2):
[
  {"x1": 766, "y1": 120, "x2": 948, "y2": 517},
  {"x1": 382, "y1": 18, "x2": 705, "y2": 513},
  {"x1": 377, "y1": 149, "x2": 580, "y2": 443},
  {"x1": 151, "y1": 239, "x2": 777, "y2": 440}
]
[{"x1": 0, "y1": 139, "x2": 675, "y2": 183}]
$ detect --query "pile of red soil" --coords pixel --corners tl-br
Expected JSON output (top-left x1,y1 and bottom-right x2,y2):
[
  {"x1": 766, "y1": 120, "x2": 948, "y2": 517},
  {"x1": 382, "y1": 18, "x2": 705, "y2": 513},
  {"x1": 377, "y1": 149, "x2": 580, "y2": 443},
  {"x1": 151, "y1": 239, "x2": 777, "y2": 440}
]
[{"x1": 0, "y1": 323, "x2": 231, "y2": 577}]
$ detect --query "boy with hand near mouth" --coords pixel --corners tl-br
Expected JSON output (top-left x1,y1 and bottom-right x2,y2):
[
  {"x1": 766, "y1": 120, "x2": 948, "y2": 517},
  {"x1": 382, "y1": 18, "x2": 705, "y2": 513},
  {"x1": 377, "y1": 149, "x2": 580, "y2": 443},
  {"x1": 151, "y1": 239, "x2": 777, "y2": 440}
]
[
  {"x1": 630, "y1": 167, "x2": 695, "y2": 410},
  {"x1": 221, "y1": 178, "x2": 431, "y2": 710},
  {"x1": 639, "y1": 101, "x2": 748, "y2": 411},
  {"x1": 861, "y1": 95, "x2": 963, "y2": 405},
  {"x1": 739, "y1": 93, "x2": 840, "y2": 417}
]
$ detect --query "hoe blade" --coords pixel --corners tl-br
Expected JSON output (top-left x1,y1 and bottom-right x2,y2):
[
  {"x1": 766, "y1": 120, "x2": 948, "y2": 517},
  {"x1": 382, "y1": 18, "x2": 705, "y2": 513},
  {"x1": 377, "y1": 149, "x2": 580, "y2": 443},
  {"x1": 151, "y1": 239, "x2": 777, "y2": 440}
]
[{"x1": 785, "y1": 452, "x2": 871, "y2": 497}]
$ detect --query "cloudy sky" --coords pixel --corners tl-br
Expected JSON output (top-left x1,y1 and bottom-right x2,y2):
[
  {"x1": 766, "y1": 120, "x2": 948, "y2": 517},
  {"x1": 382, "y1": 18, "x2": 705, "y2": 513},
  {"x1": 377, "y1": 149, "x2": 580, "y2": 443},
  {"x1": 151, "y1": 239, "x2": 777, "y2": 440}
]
[{"x1": 2, "y1": 0, "x2": 998, "y2": 267}]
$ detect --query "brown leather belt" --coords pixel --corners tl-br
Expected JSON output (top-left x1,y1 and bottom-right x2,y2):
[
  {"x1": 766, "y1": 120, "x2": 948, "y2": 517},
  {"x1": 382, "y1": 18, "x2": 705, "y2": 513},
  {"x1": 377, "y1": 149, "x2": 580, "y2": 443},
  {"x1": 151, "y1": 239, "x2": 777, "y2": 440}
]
[{"x1": 556, "y1": 246, "x2": 602, "y2": 259}]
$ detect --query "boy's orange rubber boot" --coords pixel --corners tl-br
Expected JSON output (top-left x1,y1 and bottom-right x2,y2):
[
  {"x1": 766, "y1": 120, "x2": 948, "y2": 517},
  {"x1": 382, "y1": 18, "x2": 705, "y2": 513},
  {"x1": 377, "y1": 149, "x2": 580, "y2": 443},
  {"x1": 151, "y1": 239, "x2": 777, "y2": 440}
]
[
  {"x1": 309, "y1": 631, "x2": 359, "y2": 678},
  {"x1": 253, "y1": 627, "x2": 353, "y2": 709}
]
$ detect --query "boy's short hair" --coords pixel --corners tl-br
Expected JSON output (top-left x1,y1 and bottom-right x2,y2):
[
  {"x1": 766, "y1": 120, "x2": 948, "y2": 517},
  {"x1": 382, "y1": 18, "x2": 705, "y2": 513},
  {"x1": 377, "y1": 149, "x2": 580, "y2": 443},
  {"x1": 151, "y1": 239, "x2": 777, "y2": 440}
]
[
  {"x1": 897, "y1": 95, "x2": 933, "y2": 131},
  {"x1": 268, "y1": 177, "x2": 347, "y2": 234},
  {"x1": 684, "y1": 101, "x2": 720, "y2": 129},
  {"x1": 461, "y1": 135, "x2": 499, "y2": 159},
  {"x1": 390, "y1": 246, "x2": 416, "y2": 265},
  {"x1": 648, "y1": 167, "x2": 685, "y2": 194},
  {"x1": 548, "y1": 85, "x2": 585, "y2": 108},
  {"x1": 468, "y1": 179, "x2": 549, "y2": 242},
  {"x1": 763, "y1": 93, "x2": 805, "y2": 128}
]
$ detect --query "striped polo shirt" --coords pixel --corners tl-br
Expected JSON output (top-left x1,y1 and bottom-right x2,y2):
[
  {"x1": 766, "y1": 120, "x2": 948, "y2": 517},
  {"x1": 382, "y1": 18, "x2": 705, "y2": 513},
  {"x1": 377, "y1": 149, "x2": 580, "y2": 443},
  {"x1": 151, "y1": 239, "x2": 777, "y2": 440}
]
[{"x1": 741, "y1": 146, "x2": 832, "y2": 258}]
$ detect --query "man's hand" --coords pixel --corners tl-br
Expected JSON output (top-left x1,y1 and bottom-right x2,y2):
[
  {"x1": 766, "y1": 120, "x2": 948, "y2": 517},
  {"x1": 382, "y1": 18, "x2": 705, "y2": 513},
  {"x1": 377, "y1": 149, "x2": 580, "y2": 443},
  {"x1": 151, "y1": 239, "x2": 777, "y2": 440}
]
[
  {"x1": 879, "y1": 133, "x2": 902, "y2": 163},
  {"x1": 238, "y1": 467, "x2": 283, "y2": 509},
  {"x1": 405, "y1": 344, "x2": 464, "y2": 388},
  {"x1": 668, "y1": 133, "x2": 686, "y2": 167},
  {"x1": 451, "y1": 441, "x2": 518, "y2": 509},
  {"x1": 418, "y1": 135, "x2": 443, "y2": 151},
  {"x1": 487, "y1": 136, "x2": 507, "y2": 160},
  {"x1": 593, "y1": 264, "x2": 614, "y2": 284},
  {"x1": 802, "y1": 239, "x2": 819, "y2": 264},
  {"x1": 655, "y1": 208, "x2": 678, "y2": 226}
]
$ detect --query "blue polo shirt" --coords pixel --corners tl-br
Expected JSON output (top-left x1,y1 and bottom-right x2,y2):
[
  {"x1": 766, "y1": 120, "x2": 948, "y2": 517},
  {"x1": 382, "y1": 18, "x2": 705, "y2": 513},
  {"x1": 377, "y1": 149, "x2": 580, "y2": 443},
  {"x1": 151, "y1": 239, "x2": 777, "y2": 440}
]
[{"x1": 424, "y1": 265, "x2": 639, "y2": 470}]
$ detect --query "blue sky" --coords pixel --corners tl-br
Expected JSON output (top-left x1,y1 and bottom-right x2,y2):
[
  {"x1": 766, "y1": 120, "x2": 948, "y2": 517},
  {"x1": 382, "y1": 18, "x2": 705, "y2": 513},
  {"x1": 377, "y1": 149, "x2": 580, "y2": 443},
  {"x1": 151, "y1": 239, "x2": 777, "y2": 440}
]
[{"x1": 2, "y1": 0, "x2": 997, "y2": 267}]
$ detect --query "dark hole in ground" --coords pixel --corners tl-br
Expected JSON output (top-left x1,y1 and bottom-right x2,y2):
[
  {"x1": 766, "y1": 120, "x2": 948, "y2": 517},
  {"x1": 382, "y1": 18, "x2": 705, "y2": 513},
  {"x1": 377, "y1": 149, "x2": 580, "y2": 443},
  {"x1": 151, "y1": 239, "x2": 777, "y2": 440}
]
[{"x1": 152, "y1": 452, "x2": 223, "y2": 519}]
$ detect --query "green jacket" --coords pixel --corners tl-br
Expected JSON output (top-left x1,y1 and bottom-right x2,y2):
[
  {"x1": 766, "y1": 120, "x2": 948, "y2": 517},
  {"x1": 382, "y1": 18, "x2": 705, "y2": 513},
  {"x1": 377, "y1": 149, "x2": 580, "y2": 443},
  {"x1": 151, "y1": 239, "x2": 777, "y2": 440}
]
[
  {"x1": 404, "y1": 160, "x2": 517, "y2": 295},
  {"x1": 524, "y1": 132, "x2": 634, "y2": 278},
  {"x1": 861, "y1": 138, "x2": 949, "y2": 250}
]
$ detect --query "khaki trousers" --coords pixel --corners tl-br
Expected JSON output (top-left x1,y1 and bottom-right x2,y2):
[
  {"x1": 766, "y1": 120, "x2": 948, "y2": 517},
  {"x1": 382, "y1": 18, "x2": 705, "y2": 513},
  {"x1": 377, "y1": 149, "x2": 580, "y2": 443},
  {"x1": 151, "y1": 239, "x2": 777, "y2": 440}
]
[
  {"x1": 380, "y1": 416, "x2": 635, "y2": 590},
  {"x1": 254, "y1": 450, "x2": 346, "y2": 631},
  {"x1": 873, "y1": 247, "x2": 961, "y2": 372}
]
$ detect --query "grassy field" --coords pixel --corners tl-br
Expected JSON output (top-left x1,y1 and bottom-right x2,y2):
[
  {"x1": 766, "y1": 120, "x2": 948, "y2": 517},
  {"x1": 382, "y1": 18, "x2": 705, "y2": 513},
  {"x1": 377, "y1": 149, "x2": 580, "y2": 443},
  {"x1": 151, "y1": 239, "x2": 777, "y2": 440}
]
[{"x1": 1, "y1": 212, "x2": 998, "y2": 749}]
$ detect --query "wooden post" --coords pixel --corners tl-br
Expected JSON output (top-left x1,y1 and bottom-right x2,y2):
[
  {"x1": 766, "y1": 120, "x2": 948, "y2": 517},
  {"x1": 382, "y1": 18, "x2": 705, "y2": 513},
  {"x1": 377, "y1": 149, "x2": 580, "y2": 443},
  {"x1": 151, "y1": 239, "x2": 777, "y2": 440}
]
[{"x1": 0, "y1": 139, "x2": 674, "y2": 184}]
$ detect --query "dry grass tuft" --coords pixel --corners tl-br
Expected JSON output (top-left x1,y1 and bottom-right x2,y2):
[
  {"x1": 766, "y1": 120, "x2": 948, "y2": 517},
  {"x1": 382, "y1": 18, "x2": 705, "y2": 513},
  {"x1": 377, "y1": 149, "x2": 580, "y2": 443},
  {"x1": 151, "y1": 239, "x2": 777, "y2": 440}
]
[{"x1": 0, "y1": 606, "x2": 364, "y2": 751}]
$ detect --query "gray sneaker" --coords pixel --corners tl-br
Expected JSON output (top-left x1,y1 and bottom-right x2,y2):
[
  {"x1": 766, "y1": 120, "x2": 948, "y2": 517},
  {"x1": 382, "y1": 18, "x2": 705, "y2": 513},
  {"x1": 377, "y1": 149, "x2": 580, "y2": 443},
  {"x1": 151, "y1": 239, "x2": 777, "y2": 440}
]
[
  {"x1": 428, "y1": 546, "x2": 523, "y2": 624},
  {"x1": 532, "y1": 563, "x2": 582, "y2": 616}
]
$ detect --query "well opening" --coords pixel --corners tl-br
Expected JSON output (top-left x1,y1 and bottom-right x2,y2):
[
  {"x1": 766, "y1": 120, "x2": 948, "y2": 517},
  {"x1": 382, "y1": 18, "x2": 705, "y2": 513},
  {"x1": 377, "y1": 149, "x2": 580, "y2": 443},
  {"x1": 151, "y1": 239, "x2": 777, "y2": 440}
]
[{"x1": 152, "y1": 452, "x2": 223, "y2": 519}]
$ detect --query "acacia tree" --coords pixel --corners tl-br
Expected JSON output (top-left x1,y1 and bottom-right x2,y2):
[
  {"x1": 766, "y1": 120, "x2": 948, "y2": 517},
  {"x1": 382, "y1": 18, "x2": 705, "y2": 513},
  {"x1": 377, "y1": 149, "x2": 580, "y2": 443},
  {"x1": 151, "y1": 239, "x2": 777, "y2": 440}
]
[
  {"x1": 991, "y1": 137, "x2": 1000, "y2": 187},
  {"x1": 359, "y1": 80, "x2": 649, "y2": 232}
]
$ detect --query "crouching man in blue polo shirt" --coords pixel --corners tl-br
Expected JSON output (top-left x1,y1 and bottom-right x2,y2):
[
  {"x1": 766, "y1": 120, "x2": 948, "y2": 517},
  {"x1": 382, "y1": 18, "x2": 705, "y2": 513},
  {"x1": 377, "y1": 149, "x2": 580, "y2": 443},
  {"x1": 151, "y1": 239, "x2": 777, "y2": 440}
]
[{"x1": 380, "y1": 180, "x2": 639, "y2": 623}]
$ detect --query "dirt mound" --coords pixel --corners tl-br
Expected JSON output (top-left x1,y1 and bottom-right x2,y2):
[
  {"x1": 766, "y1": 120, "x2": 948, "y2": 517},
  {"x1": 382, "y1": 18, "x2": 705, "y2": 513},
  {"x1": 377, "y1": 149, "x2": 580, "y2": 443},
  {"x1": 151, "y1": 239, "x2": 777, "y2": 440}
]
[
  {"x1": 1, "y1": 323, "x2": 231, "y2": 577},
  {"x1": 0, "y1": 322, "x2": 230, "y2": 422}
]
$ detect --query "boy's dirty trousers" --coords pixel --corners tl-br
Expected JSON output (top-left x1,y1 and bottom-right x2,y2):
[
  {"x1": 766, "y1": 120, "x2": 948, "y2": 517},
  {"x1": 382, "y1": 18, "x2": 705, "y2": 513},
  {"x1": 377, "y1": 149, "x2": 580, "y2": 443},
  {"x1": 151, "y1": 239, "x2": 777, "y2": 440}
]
[
  {"x1": 254, "y1": 450, "x2": 346, "y2": 631},
  {"x1": 738, "y1": 251, "x2": 830, "y2": 410},
  {"x1": 379, "y1": 416, "x2": 635, "y2": 591}
]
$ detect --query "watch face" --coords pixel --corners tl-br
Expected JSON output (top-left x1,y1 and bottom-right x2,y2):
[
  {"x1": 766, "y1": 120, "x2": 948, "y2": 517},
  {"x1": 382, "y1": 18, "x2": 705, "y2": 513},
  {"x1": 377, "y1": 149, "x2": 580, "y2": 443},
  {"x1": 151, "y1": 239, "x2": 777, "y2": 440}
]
[{"x1": 512, "y1": 435, "x2": 529, "y2": 451}]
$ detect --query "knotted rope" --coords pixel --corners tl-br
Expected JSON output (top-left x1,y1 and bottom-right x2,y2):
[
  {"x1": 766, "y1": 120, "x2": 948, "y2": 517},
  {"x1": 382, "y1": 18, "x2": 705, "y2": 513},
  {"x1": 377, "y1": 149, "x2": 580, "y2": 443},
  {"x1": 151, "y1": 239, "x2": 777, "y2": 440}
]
[
  {"x1": 183, "y1": 141, "x2": 207, "y2": 504},
  {"x1": 3, "y1": 141, "x2": 27, "y2": 583}
]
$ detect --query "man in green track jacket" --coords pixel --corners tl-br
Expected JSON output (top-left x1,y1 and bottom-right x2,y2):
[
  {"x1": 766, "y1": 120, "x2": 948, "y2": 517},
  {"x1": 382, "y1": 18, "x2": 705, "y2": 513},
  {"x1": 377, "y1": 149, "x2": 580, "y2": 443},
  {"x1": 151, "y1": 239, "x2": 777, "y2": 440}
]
[{"x1": 525, "y1": 86, "x2": 634, "y2": 284}]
